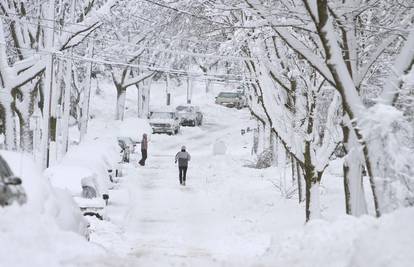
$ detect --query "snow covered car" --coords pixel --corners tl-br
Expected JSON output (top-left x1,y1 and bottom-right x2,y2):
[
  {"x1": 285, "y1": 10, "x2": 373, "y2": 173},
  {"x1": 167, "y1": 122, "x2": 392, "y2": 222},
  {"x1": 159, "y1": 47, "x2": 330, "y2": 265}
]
[
  {"x1": 46, "y1": 165, "x2": 108, "y2": 220},
  {"x1": 1, "y1": 150, "x2": 90, "y2": 239},
  {"x1": 236, "y1": 90, "x2": 248, "y2": 108},
  {"x1": 176, "y1": 105, "x2": 203, "y2": 126},
  {"x1": 215, "y1": 92, "x2": 245, "y2": 109},
  {"x1": 0, "y1": 155, "x2": 27, "y2": 207},
  {"x1": 149, "y1": 110, "x2": 181, "y2": 135}
]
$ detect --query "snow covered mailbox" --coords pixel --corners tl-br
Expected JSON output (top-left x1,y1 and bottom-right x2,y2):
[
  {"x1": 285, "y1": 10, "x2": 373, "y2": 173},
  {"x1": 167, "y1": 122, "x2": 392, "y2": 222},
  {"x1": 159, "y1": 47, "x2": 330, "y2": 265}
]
[{"x1": 46, "y1": 165, "x2": 107, "y2": 220}]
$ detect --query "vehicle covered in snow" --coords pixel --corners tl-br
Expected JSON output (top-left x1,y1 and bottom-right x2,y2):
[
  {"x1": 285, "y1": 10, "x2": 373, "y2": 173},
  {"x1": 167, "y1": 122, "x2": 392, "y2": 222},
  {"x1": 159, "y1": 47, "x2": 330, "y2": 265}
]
[
  {"x1": 46, "y1": 165, "x2": 108, "y2": 220},
  {"x1": 0, "y1": 154, "x2": 27, "y2": 207},
  {"x1": 148, "y1": 110, "x2": 180, "y2": 135},
  {"x1": 176, "y1": 105, "x2": 203, "y2": 126},
  {"x1": 0, "y1": 150, "x2": 89, "y2": 238},
  {"x1": 45, "y1": 138, "x2": 118, "y2": 221},
  {"x1": 215, "y1": 92, "x2": 246, "y2": 109}
]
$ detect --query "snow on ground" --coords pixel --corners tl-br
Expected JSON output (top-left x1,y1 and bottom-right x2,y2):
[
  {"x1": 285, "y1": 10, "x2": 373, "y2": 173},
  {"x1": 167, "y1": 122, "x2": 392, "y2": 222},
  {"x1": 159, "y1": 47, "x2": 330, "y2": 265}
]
[
  {"x1": 2, "y1": 79, "x2": 413, "y2": 267},
  {"x1": 81, "y1": 80, "x2": 414, "y2": 267},
  {"x1": 0, "y1": 151, "x2": 107, "y2": 267}
]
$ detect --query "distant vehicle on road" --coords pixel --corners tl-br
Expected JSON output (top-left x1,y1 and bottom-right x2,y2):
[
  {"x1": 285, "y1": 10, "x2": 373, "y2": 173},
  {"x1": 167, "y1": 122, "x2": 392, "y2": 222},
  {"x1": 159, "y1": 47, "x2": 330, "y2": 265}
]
[
  {"x1": 215, "y1": 92, "x2": 246, "y2": 109},
  {"x1": 236, "y1": 90, "x2": 249, "y2": 108},
  {"x1": 149, "y1": 110, "x2": 181, "y2": 135},
  {"x1": 0, "y1": 155, "x2": 27, "y2": 207},
  {"x1": 176, "y1": 105, "x2": 203, "y2": 126}
]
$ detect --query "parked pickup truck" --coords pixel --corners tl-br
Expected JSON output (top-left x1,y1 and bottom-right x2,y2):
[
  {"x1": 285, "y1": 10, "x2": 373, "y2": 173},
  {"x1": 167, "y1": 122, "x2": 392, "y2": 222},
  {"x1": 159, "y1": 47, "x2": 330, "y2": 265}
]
[
  {"x1": 149, "y1": 110, "x2": 181, "y2": 135},
  {"x1": 215, "y1": 92, "x2": 246, "y2": 109}
]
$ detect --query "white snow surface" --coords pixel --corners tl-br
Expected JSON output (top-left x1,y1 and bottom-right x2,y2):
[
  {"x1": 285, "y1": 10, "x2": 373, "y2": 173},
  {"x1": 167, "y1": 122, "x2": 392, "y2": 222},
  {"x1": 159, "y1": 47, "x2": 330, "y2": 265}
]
[
  {"x1": 2, "y1": 80, "x2": 413, "y2": 267},
  {"x1": 0, "y1": 151, "x2": 104, "y2": 267},
  {"x1": 118, "y1": 117, "x2": 152, "y2": 143}
]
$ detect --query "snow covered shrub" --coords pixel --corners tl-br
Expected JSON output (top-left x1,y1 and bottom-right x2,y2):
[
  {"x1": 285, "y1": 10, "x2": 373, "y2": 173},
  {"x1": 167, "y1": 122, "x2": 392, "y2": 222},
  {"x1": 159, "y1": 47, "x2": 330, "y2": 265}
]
[
  {"x1": 256, "y1": 148, "x2": 274, "y2": 169},
  {"x1": 362, "y1": 104, "x2": 414, "y2": 212}
]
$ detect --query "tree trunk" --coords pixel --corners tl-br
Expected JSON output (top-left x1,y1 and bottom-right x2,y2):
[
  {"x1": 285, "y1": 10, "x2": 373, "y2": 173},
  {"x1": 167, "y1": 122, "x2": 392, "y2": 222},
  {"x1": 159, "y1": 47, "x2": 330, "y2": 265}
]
[
  {"x1": 1, "y1": 100, "x2": 17, "y2": 150},
  {"x1": 342, "y1": 123, "x2": 368, "y2": 216},
  {"x1": 137, "y1": 84, "x2": 143, "y2": 118},
  {"x1": 297, "y1": 162, "x2": 304, "y2": 203},
  {"x1": 304, "y1": 165, "x2": 323, "y2": 221},
  {"x1": 205, "y1": 79, "x2": 211, "y2": 93},
  {"x1": 80, "y1": 42, "x2": 93, "y2": 141},
  {"x1": 116, "y1": 85, "x2": 126, "y2": 121},
  {"x1": 16, "y1": 83, "x2": 38, "y2": 152},
  {"x1": 60, "y1": 58, "x2": 72, "y2": 155}
]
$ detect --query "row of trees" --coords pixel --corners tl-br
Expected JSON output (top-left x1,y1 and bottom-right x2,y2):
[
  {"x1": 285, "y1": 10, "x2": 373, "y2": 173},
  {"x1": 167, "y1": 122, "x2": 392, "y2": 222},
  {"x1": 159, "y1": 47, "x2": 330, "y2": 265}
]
[
  {"x1": 0, "y1": 0, "x2": 216, "y2": 164},
  {"x1": 208, "y1": 0, "x2": 414, "y2": 220},
  {"x1": 1, "y1": 0, "x2": 412, "y2": 222}
]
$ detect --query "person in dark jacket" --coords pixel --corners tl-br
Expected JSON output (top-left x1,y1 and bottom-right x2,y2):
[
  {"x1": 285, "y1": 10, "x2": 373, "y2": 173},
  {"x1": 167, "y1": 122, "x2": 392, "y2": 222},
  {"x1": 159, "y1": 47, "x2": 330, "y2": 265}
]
[
  {"x1": 175, "y1": 145, "x2": 191, "y2": 186},
  {"x1": 139, "y1": 133, "x2": 148, "y2": 166}
]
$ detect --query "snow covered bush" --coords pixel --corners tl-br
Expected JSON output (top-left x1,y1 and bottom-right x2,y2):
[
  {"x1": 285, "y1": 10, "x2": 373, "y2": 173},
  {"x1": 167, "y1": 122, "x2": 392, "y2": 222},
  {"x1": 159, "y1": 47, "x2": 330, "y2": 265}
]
[{"x1": 255, "y1": 148, "x2": 274, "y2": 169}]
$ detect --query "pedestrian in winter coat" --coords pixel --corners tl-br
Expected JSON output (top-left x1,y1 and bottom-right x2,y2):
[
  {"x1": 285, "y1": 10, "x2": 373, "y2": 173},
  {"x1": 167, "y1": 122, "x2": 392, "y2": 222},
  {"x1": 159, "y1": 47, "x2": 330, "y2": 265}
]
[
  {"x1": 139, "y1": 133, "x2": 148, "y2": 166},
  {"x1": 175, "y1": 146, "x2": 191, "y2": 186}
]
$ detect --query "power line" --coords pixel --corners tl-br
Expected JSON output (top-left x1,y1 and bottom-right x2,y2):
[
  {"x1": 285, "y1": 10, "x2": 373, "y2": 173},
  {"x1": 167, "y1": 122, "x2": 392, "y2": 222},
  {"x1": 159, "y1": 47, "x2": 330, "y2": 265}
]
[
  {"x1": 1, "y1": 42, "x2": 257, "y2": 82},
  {"x1": 0, "y1": 14, "x2": 254, "y2": 61}
]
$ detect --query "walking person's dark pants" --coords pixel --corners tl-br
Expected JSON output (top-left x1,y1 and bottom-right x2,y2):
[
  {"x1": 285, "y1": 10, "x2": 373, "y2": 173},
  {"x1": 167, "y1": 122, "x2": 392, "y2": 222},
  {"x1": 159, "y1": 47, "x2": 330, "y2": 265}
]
[
  {"x1": 179, "y1": 166, "x2": 188, "y2": 184},
  {"x1": 139, "y1": 149, "x2": 147, "y2": 166}
]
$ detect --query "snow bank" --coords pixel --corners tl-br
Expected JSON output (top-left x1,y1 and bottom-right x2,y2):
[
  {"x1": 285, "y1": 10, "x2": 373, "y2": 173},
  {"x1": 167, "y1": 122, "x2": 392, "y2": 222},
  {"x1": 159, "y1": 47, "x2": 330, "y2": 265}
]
[
  {"x1": 265, "y1": 207, "x2": 414, "y2": 267},
  {"x1": 0, "y1": 151, "x2": 104, "y2": 267},
  {"x1": 0, "y1": 206, "x2": 104, "y2": 267},
  {"x1": 0, "y1": 150, "x2": 88, "y2": 235}
]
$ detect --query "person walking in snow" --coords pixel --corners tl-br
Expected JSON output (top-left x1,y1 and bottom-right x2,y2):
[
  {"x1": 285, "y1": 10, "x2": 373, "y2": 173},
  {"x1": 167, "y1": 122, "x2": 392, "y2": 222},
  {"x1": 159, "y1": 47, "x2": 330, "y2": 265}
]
[
  {"x1": 175, "y1": 146, "x2": 191, "y2": 186},
  {"x1": 139, "y1": 133, "x2": 148, "y2": 166}
]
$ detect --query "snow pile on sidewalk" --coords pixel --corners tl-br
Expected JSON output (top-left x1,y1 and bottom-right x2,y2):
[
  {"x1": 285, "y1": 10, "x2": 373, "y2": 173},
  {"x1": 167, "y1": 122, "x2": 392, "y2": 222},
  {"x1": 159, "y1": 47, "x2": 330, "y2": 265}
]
[
  {"x1": 264, "y1": 207, "x2": 414, "y2": 267},
  {"x1": 0, "y1": 151, "x2": 104, "y2": 267}
]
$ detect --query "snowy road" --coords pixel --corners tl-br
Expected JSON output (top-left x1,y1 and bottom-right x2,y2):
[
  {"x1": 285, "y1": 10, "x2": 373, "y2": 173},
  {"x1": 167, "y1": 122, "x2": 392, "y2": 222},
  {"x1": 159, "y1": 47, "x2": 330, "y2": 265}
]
[{"x1": 88, "y1": 101, "x2": 303, "y2": 266}]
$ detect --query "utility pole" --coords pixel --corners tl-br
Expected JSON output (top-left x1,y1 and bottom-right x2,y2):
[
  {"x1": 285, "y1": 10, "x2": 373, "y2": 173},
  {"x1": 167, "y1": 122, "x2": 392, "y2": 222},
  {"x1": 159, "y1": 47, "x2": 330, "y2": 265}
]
[
  {"x1": 80, "y1": 40, "x2": 94, "y2": 141},
  {"x1": 41, "y1": 0, "x2": 55, "y2": 169},
  {"x1": 166, "y1": 72, "x2": 171, "y2": 106},
  {"x1": 60, "y1": 0, "x2": 76, "y2": 156},
  {"x1": 187, "y1": 76, "x2": 192, "y2": 104}
]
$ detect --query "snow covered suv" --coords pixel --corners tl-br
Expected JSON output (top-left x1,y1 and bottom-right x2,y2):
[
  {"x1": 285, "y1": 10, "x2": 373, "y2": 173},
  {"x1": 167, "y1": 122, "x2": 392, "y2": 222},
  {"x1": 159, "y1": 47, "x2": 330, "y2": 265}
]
[
  {"x1": 0, "y1": 155, "x2": 27, "y2": 207},
  {"x1": 149, "y1": 110, "x2": 181, "y2": 135},
  {"x1": 215, "y1": 92, "x2": 245, "y2": 109},
  {"x1": 176, "y1": 105, "x2": 203, "y2": 126}
]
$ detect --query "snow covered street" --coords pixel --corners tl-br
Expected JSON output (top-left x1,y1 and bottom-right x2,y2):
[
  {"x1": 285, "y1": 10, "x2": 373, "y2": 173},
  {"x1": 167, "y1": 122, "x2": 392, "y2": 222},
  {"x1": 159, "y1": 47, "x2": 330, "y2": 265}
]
[
  {"x1": 87, "y1": 94, "x2": 303, "y2": 266},
  {"x1": 1, "y1": 1, "x2": 414, "y2": 266}
]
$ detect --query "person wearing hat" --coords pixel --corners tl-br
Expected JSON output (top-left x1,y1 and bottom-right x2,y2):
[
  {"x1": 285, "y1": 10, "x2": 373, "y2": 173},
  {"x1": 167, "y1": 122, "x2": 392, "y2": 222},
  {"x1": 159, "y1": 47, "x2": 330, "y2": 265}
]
[
  {"x1": 139, "y1": 133, "x2": 148, "y2": 166},
  {"x1": 175, "y1": 145, "x2": 191, "y2": 186}
]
